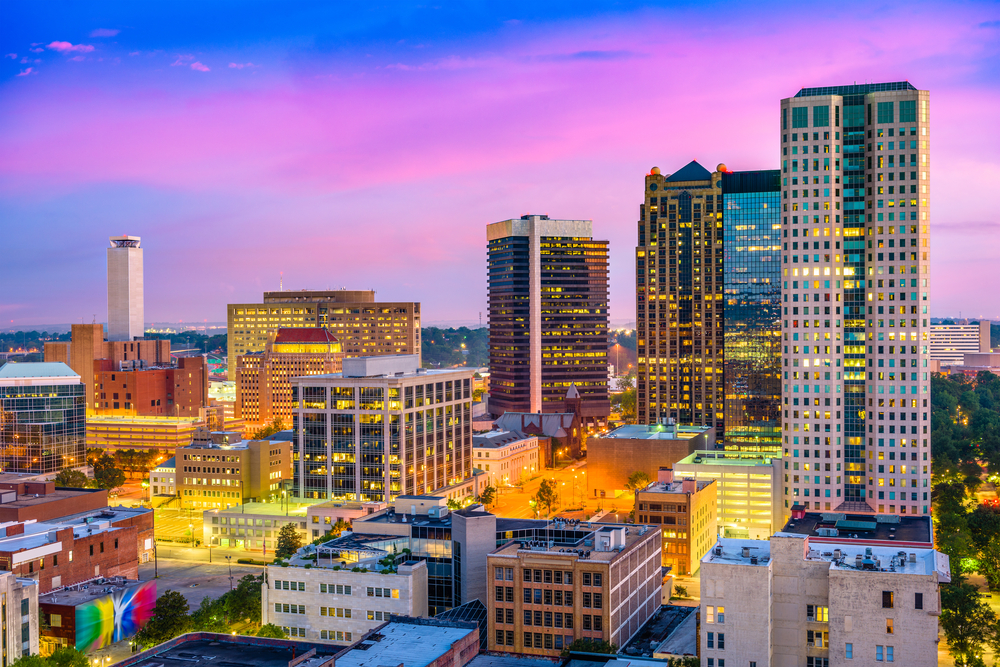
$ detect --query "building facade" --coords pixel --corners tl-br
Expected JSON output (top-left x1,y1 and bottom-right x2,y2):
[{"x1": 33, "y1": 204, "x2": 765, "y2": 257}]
[
  {"x1": 700, "y1": 532, "x2": 948, "y2": 667},
  {"x1": 291, "y1": 356, "x2": 474, "y2": 502},
  {"x1": 261, "y1": 560, "x2": 428, "y2": 645},
  {"x1": 0, "y1": 571, "x2": 39, "y2": 663},
  {"x1": 236, "y1": 328, "x2": 343, "y2": 431},
  {"x1": 487, "y1": 215, "x2": 610, "y2": 423},
  {"x1": 203, "y1": 504, "x2": 307, "y2": 552},
  {"x1": 93, "y1": 356, "x2": 208, "y2": 418},
  {"x1": 107, "y1": 235, "x2": 144, "y2": 342},
  {"x1": 0, "y1": 363, "x2": 86, "y2": 474},
  {"x1": 472, "y1": 431, "x2": 541, "y2": 487},
  {"x1": 150, "y1": 456, "x2": 176, "y2": 497},
  {"x1": 227, "y1": 290, "x2": 420, "y2": 381},
  {"x1": 176, "y1": 436, "x2": 292, "y2": 509},
  {"x1": 780, "y1": 82, "x2": 932, "y2": 516},
  {"x1": 634, "y1": 474, "x2": 717, "y2": 575},
  {"x1": 673, "y1": 450, "x2": 784, "y2": 540},
  {"x1": 929, "y1": 320, "x2": 991, "y2": 365},
  {"x1": 486, "y1": 523, "x2": 661, "y2": 656}
]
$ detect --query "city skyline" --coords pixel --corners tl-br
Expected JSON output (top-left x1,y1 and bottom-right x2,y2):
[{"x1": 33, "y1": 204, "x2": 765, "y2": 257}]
[{"x1": 2, "y1": 2, "x2": 999, "y2": 327}]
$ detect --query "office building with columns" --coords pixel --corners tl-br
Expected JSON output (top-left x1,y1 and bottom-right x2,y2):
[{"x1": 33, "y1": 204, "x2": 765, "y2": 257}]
[{"x1": 107, "y1": 235, "x2": 144, "y2": 342}]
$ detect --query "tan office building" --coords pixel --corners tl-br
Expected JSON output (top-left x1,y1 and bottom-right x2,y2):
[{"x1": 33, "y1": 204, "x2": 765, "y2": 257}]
[
  {"x1": 634, "y1": 472, "x2": 717, "y2": 575},
  {"x1": 175, "y1": 435, "x2": 292, "y2": 509},
  {"x1": 227, "y1": 289, "x2": 420, "y2": 380}
]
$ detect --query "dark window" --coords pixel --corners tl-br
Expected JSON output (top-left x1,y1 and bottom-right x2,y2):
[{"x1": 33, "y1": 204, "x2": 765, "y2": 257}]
[
  {"x1": 915, "y1": 592, "x2": 923, "y2": 610},
  {"x1": 882, "y1": 591, "x2": 894, "y2": 608},
  {"x1": 495, "y1": 586, "x2": 503, "y2": 602},
  {"x1": 89, "y1": 545, "x2": 94, "y2": 556}
]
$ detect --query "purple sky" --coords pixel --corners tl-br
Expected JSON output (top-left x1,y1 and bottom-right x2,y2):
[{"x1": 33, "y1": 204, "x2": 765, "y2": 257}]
[{"x1": 2, "y1": 2, "x2": 999, "y2": 328}]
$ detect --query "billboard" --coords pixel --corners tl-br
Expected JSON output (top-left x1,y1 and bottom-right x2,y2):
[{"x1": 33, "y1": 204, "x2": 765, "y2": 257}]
[{"x1": 75, "y1": 581, "x2": 157, "y2": 651}]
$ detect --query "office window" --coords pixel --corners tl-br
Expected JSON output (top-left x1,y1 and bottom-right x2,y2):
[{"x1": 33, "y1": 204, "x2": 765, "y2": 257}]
[
  {"x1": 877, "y1": 645, "x2": 884, "y2": 662},
  {"x1": 887, "y1": 646, "x2": 894, "y2": 662},
  {"x1": 882, "y1": 591, "x2": 894, "y2": 608},
  {"x1": 717, "y1": 606, "x2": 724, "y2": 623},
  {"x1": 706, "y1": 605, "x2": 715, "y2": 623},
  {"x1": 793, "y1": 107, "x2": 808, "y2": 128},
  {"x1": 495, "y1": 567, "x2": 503, "y2": 580},
  {"x1": 915, "y1": 592, "x2": 923, "y2": 609},
  {"x1": 718, "y1": 633, "x2": 724, "y2": 650},
  {"x1": 846, "y1": 643, "x2": 853, "y2": 659},
  {"x1": 495, "y1": 630, "x2": 504, "y2": 646},
  {"x1": 707, "y1": 631, "x2": 714, "y2": 649},
  {"x1": 886, "y1": 618, "x2": 893, "y2": 634}
]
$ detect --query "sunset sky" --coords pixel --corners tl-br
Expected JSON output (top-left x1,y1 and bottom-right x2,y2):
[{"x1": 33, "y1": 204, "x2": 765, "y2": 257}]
[{"x1": 2, "y1": 1, "x2": 999, "y2": 328}]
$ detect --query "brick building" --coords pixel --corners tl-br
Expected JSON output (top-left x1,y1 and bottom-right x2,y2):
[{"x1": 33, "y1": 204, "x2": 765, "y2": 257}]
[{"x1": 94, "y1": 356, "x2": 208, "y2": 417}]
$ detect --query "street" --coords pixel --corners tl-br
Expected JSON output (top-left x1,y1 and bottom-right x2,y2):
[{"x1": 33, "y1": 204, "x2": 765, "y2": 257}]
[{"x1": 154, "y1": 507, "x2": 204, "y2": 543}]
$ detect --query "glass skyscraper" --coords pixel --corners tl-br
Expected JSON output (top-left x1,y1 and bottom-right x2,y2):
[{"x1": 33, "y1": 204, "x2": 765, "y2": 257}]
[{"x1": 0, "y1": 362, "x2": 86, "y2": 474}]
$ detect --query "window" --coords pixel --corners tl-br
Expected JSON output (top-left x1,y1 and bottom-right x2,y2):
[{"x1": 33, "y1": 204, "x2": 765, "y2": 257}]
[
  {"x1": 495, "y1": 567, "x2": 502, "y2": 580},
  {"x1": 792, "y1": 107, "x2": 808, "y2": 128},
  {"x1": 813, "y1": 105, "x2": 830, "y2": 127},
  {"x1": 876, "y1": 645, "x2": 884, "y2": 662},
  {"x1": 524, "y1": 633, "x2": 533, "y2": 648},
  {"x1": 593, "y1": 593, "x2": 602, "y2": 609},
  {"x1": 886, "y1": 618, "x2": 893, "y2": 634},
  {"x1": 583, "y1": 572, "x2": 592, "y2": 586},
  {"x1": 807, "y1": 605, "x2": 829, "y2": 621},
  {"x1": 887, "y1": 646, "x2": 894, "y2": 662},
  {"x1": 706, "y1": 605, "x2": 715, "y2": 623},
  {"x1": 846, "y1": 643, "x2": 853, "y2": 659},
  {"x1": 523, "y1": 588, "x2": 531, "y2": 603},
  {"x1": 718, "y1": 633, "x2": 724, "y2": 650},
  {"x1": 707, "y1": 632, "x2": 714, "y2": 649},
  {"x1": 877, "y1": 102, "x2": 894, "y2": 124},
  {"x1": 915, "y1": 592, "x2": 923, "y2": 609},
  {"x1": 592, "y1": 573, "x2": 602, "y2": 587},
  {"x1": 717, "y1": 606, "x2": 724, "y2": 623},
  {"x1": 593, "y1": 615, "x2": 602, "y2": 631},
  {"x1": 495, "y1": 630, "x2": 504, "y2": 646},
  {"x1": 882, "y1": 591, "x2": 894, "y2": 608},
  {"x1": 583, "y1": 592, "x2": 591, "y2": 608},
  {"x1": 495, "y1": 586, "x2": 503, "y2": 602}
]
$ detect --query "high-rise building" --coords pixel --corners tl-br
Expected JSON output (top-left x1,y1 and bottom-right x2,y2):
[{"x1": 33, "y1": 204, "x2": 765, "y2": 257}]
[
  {"x1": 290, "y1": 355, "x2": 474, "y2": 502},
  {"x1": 929, "y1": 320, "x2": 991, "y2": 365},
  {"x1": 235, "y1": 328, "x2": 343, "y2": 431},
  {"x1": 487, "y1": 215, "x2": 610, "y2": 423},
  {"x1": 93, "y1": 355, "x2": 208, "y2": 418},
  {"x1": 107, "y1": 235, "x2": 144, "y2": 342},
  {"x1": 0, "y1": 362, "x2": 86, "y2": 474},
  {"x1": 227, "y1": 290, "x2": 420, "y2": 381},
  {"x1": 779, "y1": 82, "x2": 932, "y2": 516}
]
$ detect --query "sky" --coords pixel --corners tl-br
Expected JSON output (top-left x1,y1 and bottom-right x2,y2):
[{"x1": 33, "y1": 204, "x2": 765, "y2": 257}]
[{"x1": 2, "y1": 1, "x2": 999, "y2": 329}]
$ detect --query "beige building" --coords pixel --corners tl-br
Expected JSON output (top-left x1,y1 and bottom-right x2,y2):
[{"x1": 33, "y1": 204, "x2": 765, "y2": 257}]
[
  {"x1": 486, "y1": 523, "x2": 661, "y2": 656},
  {"x1": 634, "y1": 473, "x2": 717, "y2": 575},
  {"x1": 227, "y1": 289, "x2": 420, "y2": 381},
  {"x1": 929, "y1": 320, "x2": 991, "y2": 365},
  {"x1": 236, "y1": 328, "x2": 343, "y2": 431},
  {"x1": 203, "y1": 503, "x2": 307, "y2": 552},
  {"x1": 472, "y1": 430, "x2": 541, "y2": 487},
  {"x1": 176, "y1": 434, "x2": 292, "y2": 509},
  {"x1": 0, "y1": 570, "x2": 39, "y2": 661},
  {"x1": 261, "y1": 560, "x2": 428, "y2": 644},
  {"x1": 700, "y1": 530, "x2": 948, "y2": 667},
  {"x1": 87, "y1": 415, "x2": 200, "y2": 455},
  {"x1": 150, "y1": 456, "x2": 176, "y2": 497},
  {"x1": 107, "y1": 235, "x2": 144, "y2": 342},
  {"x1": 673, "y1": 450, "x2": 784, "y2": 540}
]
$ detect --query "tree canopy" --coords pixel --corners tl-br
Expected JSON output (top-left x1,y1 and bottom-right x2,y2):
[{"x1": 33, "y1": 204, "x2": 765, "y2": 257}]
[{"x1": 275, "y1": 523, "x2": 302, "y2": 559}]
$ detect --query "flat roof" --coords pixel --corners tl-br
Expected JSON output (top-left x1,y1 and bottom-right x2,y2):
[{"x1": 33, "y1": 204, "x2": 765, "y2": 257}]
[
  {"x1": 472, "y1": 430, "x2": 536, "y2": 448},
  {"x1": 781, "y1": 511, "x2": 932, "y2": 545},
  {"x1": 466, "y1": 655, "x2": 559, "y2": 667},
  {"x1": 675, "y1": 450, "x2": 779, "y2": 467},
  {"x1": 0, "y1": 487, "x2": 103, "y2": 509},
  {"x1": 205, "y1": 502, "x2": 308, "y2": 517},
  {"x1": 0, "y1": 362, "x2": 79, "y2": 379},
  {"x1": 336, "y1": 619, "x2": 476, "y2": 667},
  {"x1": 121, "y1": 636, "x2": 337, "y2": 667},
  {"x1": 490, "y1": 523, "x2": 657, "y2": 563},
  {"x1": 594, "y1": 424, "x2": 711, "y2": 441},
  {"x1": 40, "y1": 578, "x2": 147, "y2": 607},
  {"x1": 638, "y1": 480, "x2": 714, "y2": 495}
]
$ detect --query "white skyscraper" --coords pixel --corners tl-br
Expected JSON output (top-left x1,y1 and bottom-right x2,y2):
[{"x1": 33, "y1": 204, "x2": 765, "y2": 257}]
[
  {"x1": 107, "y1": 235, "x2": 144, "y2": 341},
  {"x1": 779, "y1": 82, "x2": 931, "y2": 517}
]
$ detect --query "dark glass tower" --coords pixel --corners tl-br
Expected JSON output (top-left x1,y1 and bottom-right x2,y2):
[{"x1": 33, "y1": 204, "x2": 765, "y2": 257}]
[{"x1": 487, "y1": 215, "x2": 610, "y2": 423}]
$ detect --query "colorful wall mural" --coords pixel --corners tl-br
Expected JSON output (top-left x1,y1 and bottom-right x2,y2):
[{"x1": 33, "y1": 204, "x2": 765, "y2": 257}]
[{"x1": 75, "y1": 581, "x2": 157, "y2": 651}]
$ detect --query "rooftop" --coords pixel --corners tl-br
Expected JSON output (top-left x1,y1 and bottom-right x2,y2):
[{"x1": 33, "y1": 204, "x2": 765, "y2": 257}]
[
  {"x1": 39, "y1": 578, "x2": 148, "y2": 607},
  {"x1": 675, "y1": 450, "x2": 779, "y2": 467},
  {"x1": 335, "y1": 618, "x2": 477, "y2": 667},
  {"x1": 490, "y1": 522, "x2": 657, "y2": 563},
  {"x1": 466, "y1": 655, "x2": 559, "y2": 667},
  {"x1": 594, "y1": 424, "x2": 711, "y2": 441},
  {"x1": 154, "y1": 457, "x2": 177, "y2": 471},
  {"x1": 118, "y1": 635, "x2": 338, "y2": 667},
  {"x1": 781, "y1": 511, "x2": 932, "y2": 546},
  {"x1": 0, "y1": 362, "x2": 79, "y2": 380},
  {"x1": 273, "y1": 328, "x2": 339, "y2": 344},
  {"x1": 472, "y1": 430, "x2": 536, "y2": 448},
  {"x1": 793, "y1": 81, "x2": 918, "y2": 98},
  {"x1": 638, "y1": 479, "x2": 714, "y2": 495},
  {"x1": 663, "y1": 160, "x2": 712, "y2": 183},
  {"x1": 206, "y1": 502, "x2": 308, "y2": 517}
]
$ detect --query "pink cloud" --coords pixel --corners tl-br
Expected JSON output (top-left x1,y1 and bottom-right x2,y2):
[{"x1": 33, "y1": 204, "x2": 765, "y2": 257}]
[
  {"x1": 47, "y1": 41, "x2": 94, "y2": 54},
  {"x1": 190, "y1": 61, "x2": 210, "y2": 72},
  {"x1": 69, "y1": 56, "x2": 86, "y2": 62},
  {"x1": 228, "y1": 62, "x2": 256, "y2": 69},
  {"x1": 4, "y1": 53, "x2": 15, "y2": 59},
  {"x1": 15, "y1": 67, "x2": 35, "y2": 77},
  {"x1": 30, "y1": 47, "x2": 43, "y2": 53},
  {"x1": 89, "y1": 28, "x2": 120, "y2": 37},
  {"x1": 171, "y1": 54, "x2": 194, "y2": 66}
]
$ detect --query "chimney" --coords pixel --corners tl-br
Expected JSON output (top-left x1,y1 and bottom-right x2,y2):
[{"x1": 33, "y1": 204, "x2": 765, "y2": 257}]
[
  {"x1": 658, "y1": 468, "x2": 674, "y2": 484},
  {"x1": 682, "y1": 478, "x2": 697, "y2": 494}
]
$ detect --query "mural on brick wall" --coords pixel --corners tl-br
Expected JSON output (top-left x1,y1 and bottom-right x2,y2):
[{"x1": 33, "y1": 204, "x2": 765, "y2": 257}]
[{"x1": 76, "y1": 581, "x2": 157, "y2": 651}]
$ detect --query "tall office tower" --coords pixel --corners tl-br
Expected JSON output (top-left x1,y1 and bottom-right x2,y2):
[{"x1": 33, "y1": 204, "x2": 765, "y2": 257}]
[
  {"x1": 779, "y1": 82, "x2": 931, "y2": 516},
  {"x1": 107, "y1": 235, "x2": 144, "y2": 342},
  {"x1": 722, "y1": 170, "x2": 783, "y2": 449},
  {"x1": 636, "y1": 163, "x2": 725, "y2": 438},
  {"x1": 487, "y1": 215, "x2": 610, "y2": 424},
  {"x1": 227, "y1": 290, "x2": 420, "y2": 381}
]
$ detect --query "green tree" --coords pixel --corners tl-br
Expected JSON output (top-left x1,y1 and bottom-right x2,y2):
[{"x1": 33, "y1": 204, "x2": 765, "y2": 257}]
[
  {"x1": 968, "y1": 505, "x2": 1000, "y2": 589},
  {"x1": 673, "y1": 584, "x2": 689, "y2": 598},
  {"x1": 534, "y1": 479, "x2": 558, "y2": 517},
  {"x1": 933, "y1": 481, "x2": 975, "y2": 577},
  {"x1": 86, "y1": 447, "x2": 105, "y2": 467},
  {"x1": 940, "y1": 577, "x2": 998, "y2": 667},
  {"x1": 134, "y1": 590, "x2": 191, "y2": 648},
  {"x1": 191, "y1": 596, "x2": 228, "y2": 632},
  {"x1": 329, "y1": 518, "x2": 350, "y2": 538},
  {"x1": 251, "y1": 417, "x2": 285, "y2": 440},
  {"x1": 53, "y1": 468, "x2": 88, "y2": 488},
  {"x1": 477, "y1": 484, "x2": 497, "y2": 509},
  {"x1": 665, "y1": 658, "x2": 700, "y2": 667},
  {"x1": 625, "y1": 471, "x2": 652, "y2": 493},
  {"x1": 275, "y1": 523, "x2": 302, "y2": 559},
  {"x1": 92, "y1": 454, "x2": 126, "y2": 490},
  {"x1": 447, "y1": 498, "x2": 462, "y2": 511},
  {"x1": 256, "y1": 623, "x2": 287, "y2": 639},
  {"x1": 10, "y1": 649, "x2": 90, "y2": 667},
  {"x1": 561, "y1": 638, "x2": 618, "y2": 656}
]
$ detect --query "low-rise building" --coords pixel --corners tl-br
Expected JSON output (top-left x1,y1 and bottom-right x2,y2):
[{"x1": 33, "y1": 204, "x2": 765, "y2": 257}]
[
  {"x1": 486, "y1": 522, "x2": 662, "y2": 656},
  {"x1": 929, "y1": 320, "x2": 991, "y2": 366},
  {"x1": 700, "y1": 520, "x2": 948, "y2": 667},
  {"x1": 472, "y1": 431, "x2": 542, "y2": 487},
  {"x1": 634, "y1": 472, "x2": 717, "y2": 575},
  {"x1": 262, "y1": 559, "x2": 428, "y2": 645},
  {"x1": 673, "y1": 449, "x2": 784, "y2": 540},
  {"x1": 40, "y1": 579, "x2": 155, "y2": 652},
  {"x1": 202, "y1": 503, "x2": 308, "y2": 554},
  {"x1": 587, "y1": 423, "x2": 714, "y2": 500},
  {"x1": 176, "y1": 434, "x2": 292, "y2": 509},
  {"x1": 87, "y1": 415, "x2": 201, "y2": 455},
  {"x1": 150, "y1": 456, "x2": 177, "y2": 497},
  {"x1": 305, "y1": 501, "x2": 387, "y2": 540}
]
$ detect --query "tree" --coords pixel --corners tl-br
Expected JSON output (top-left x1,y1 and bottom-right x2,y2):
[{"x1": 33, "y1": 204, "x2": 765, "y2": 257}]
[
  {"x1": 940, "y1": 577, "x2": 998, "y2": 667},
  {"x1": 673, "y1": 585, "x2": 689, "y2": 598},
  {"x1": 562, "y1": 638, "x2": 618, "y2": 656},
  {"x1": 665, "y1": 659, "x2": 699, "y2": 667},
  {"x1": 134, "y1": 590, "x2": 191, "y2": 648},
  {"x1": 477, "y1": 485, "x2": 497, "y2": 509},
  {"x1": 329, "y1": 518, "x2": 350, "y2": 538},
  {"x1": 275, "y1": 523, "x2": 302, "y2": 559},
  {"x1": 251, "y1": 417, "x2": 285, "y2": 440},
  {"x1": 447, "y1": 498, "x2": 462, "y2": 511},
  {"x1": 92, "y1": 454, "x2": 126, "y2": 491},
  {"x1": 968, "y1": 505, "x2": 1000, "y2": 589},
  {"x1": 86, "y1": 447, "x2": 105, "y2": 467},
  {"x1": 933, "y1": 481, "x2": 975, "y2": 577},
  {"x1": 256, "y1": 624, "x2": 287, "y2": 639},
  {"x1": 625, "y1": 471, "x2": 652, "y2": 493},
  {"x1": 53, "y1": 468, "x2": 88, "y2": 488},
  {"x1": 191, "y1": 596, "x2": 228, "y2": 633},
  {"x1": 534, "y1": 479, "x2": 558, "y2": 517},
  {"x1": 226, "y1": 574, "x2": 264, "y2": 625},
  {"x1": 10, "y1": 648, "x2": 90, "y2": 667}
]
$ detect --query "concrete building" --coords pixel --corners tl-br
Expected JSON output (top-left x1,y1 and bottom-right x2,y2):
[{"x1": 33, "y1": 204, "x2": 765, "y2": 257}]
[
  {"x1": 929, "y1": 320, "x2": 991, "y2": 365},
  {"x1": 0, "y1": 570, "x2": 39, "y2": 661},
  {"x1": 227, "y1": 289, "x2": 420, "y2": 381},
  {"x1": 486, "y1": 522, "x2": 661, "y2": 656},
  {"x1": 114, "y1": 632, "x2": 341, "y2": 667},
  {"x1": 0, "y1": 362, "x2": 86, "y2": 475},
  {"x1": 176, "y1": 434, "x2": 292, "y2": 509},
  {"x1": 700, "y1": 524, "x2": 948, "y2": 667},
  {"x1": 634, "y1": 473, "x2": 717, "y2": 575},
  {"x1": 947, "y1": 352, "x2": 1000, "y2": 378},
  {"x1": 86, "y1": 415, "x2": 200, "y2": 455},
  {"x1": 203, "y1": 503, "x2": 307, "y2": 553},
  {"x1": 305, "y1": 501, "x2": 387, "y2": 540},
  {"x1": 94, "y1": 355, "x2": 208, "y2": 417},
  {"x1": 290, "y1": 355, "x2": 474, "y2": 502},
  {"x1": 236, "y1": 328, "x2": 343, "y2": 431},
  {"x1": 150, "y1": 456, "x2": 176, "y2": 497},
  {"x1": 472, "y1": 431, "x2": 542, "y2": 487},
  {"x1": 262, "y1": 559, "x2": 428, "y2": 645},
  {"x1": 673, "y1": 450, "x2": 784, "y2": 540},
  {"x1": 107, "y1": 235, "x2": 144, "y2": 342},
  {"x1": 487, "y1": 215, "x2": 611, "y2": 424},
  {"x1": 780, "y1": 82, "x2": 933, "y2": 516},
  {"x1": 586, "y1": 424, "x2": 714, "y2": 500}
]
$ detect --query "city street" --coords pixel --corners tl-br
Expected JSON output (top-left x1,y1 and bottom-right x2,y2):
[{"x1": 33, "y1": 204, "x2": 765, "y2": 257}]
[{"x1": 154, "y1": 507, "x2": 204, "y2": 543}]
